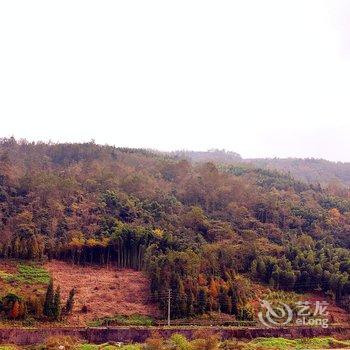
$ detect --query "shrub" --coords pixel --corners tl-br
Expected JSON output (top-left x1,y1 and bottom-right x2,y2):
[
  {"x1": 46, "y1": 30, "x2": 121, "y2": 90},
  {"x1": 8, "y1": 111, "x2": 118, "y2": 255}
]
[
  {"x1": 1, "y1": 293, "x2": 26, "y2": 319},
  {"x1": 191, "y1": 336, "x2": 220, "y2": 350},
  {"x1": 120, "y1": 346, "x2": 142, "y2": 350},
  {"x1": 81, "y1": 305, "x2": 88, "y2": 313},
  {"x1": 170, "y1": 334, "x2": 192, "y2": 350},
  {"x1": 22, "y1": 316, "x2": 37, "y2": 327},
  {"x1": 45, "y1": 336, "x2": 78, "y2": 350},
  {"x1": 144, "y1": 332, "x2": 165, "y2": 350},
  {"x1": 26, "y1": 295, "x2": 44, "y2": 318},
  {"x1": 89, "y1": 314, "x2": 153, "y2": 327}
]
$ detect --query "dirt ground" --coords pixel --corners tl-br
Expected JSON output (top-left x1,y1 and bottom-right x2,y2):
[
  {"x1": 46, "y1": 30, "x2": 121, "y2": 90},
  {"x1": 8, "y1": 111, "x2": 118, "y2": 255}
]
[
  {"x1": 306, "y1": 293, "x2": 349, "y2": 324},
  {"x1": 45, "y1": 260, "x2": 160, "y2": 325}
]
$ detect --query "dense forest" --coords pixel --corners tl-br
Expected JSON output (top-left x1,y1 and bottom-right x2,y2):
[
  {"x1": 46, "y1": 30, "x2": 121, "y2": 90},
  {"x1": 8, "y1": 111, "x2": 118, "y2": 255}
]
[{"x1": 1, "y1": 138, "x2": 350, "y2": 319}]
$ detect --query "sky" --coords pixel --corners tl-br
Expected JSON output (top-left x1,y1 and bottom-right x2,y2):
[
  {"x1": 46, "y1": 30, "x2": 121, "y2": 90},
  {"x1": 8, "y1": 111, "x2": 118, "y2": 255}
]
[{"x1": 0, "y1": 1, "x2": 349, "y2": 162}]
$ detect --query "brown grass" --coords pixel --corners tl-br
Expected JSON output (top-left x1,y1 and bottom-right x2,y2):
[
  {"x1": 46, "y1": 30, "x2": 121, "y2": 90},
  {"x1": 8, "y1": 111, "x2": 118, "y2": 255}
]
[{"x1": 45, "y1": 260, "x2": 160, "y2": 325}]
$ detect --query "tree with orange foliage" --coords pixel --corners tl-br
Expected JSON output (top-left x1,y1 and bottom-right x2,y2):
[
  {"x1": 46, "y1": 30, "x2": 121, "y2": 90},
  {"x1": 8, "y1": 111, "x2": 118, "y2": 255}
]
[{"x1": 9, "y1": 300, "x2": 21, "y2": 319}]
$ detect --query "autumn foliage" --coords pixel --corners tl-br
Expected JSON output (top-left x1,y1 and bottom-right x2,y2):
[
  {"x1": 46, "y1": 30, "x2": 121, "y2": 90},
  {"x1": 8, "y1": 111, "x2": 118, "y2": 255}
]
[{"x1": 0, "y1": 138, "x2": 350, "y2": 318}]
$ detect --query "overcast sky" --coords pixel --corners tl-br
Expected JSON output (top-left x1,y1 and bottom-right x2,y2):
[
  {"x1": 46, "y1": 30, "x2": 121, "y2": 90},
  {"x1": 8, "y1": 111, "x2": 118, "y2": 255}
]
[{"x1": 0, "y1": 1, "x2": 349, "y2": 161}]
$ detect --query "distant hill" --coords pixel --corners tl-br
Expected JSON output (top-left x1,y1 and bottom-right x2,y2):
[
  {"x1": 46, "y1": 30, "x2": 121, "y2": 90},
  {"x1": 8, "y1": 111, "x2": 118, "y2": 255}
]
[
  {"x1": 246, "y1": 158, "x2": 350, "y2": 187},
  {"x1": 171, "y1": 149, "x2": 242, "y2": 164},
  {"x1": 171, "y1": 150, "x2": 350, "y2": 187}
]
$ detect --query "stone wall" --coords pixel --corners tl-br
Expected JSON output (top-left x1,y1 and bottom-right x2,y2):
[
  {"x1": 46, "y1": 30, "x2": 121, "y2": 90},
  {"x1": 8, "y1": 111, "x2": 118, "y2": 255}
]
[{"x1": 0, "y1": 326, "x2": 349, "y2": 346}]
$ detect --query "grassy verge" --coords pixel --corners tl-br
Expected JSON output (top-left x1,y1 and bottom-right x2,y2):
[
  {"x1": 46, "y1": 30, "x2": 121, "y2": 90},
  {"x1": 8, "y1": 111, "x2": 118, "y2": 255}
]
[
  {"x1": 87, "y1": 314, "x2": 154, "y2": 327},
  {"x1": 1, "y1": 335, "x2": 350, "y2": 350},
  {"x1": 243, "y1": 337, "x2": 350, "y2": 349}
]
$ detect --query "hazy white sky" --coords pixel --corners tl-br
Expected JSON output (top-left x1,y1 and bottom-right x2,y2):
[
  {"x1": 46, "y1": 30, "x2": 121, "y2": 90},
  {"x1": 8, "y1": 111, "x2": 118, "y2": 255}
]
[{"x1": 0, "y1": 1, "x2": 349, "y2": 161}]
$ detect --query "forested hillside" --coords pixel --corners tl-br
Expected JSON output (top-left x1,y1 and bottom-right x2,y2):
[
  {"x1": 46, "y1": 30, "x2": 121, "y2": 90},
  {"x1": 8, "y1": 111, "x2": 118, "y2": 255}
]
[
  {"x1": 1, "y1": 138, "x2": 350, "y2": 320},
  {"x1": 172, "y1": 150, "x2": 350, "y2": 187},
  {"x1": 247, "y1": 158, "x2": 350, "y2": 188}
]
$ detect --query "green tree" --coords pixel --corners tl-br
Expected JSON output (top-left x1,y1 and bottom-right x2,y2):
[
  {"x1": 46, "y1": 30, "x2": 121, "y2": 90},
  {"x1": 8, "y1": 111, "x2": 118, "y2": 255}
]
[
  {"x1": 218, "y1": 286, "x2": 231, "y2": 314},
  {"x1": 53, "y1": 286, "x2": 61, "y2": 320},
  {"x1": 198, "y1": 288, "x2": 207, "y2": 314},
  {"x1": 44, "y1": 278, "x2": 54, "y2": 318}
]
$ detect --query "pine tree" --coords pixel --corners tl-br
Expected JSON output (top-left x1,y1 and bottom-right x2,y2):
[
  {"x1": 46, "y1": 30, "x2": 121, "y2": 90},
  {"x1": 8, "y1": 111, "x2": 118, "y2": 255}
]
[
  {"x1": 198, "y1": 287, "x2": 207, "y2": 314},
  {"x1": 53, "y1": 286, "x2": 61, "y2": 320},
  {"x1": 44, "y1": 278, "x2": 54, "y2": 318},
  {"x1": 64, "y1": 288, "x2": 76, "y2": 314},
  {"x1": 218, "y1": 286, "x2": 231, "y2": 314},
  {"x1": 229, "y1": 286, "x2": 238, "y2": 315}
]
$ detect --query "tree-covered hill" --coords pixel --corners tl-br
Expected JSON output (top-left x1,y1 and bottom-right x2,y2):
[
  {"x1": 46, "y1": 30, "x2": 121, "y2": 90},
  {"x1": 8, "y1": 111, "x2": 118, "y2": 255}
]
[
  {"x1": 1, "y1": 138, "x2": 350, "y2": 319},
  {"x1": 171, "y1": 150, "x2": 350, "y2": 187},
  {"x1": 247, "y1": 158, "x2": 350, "y2": 188}
]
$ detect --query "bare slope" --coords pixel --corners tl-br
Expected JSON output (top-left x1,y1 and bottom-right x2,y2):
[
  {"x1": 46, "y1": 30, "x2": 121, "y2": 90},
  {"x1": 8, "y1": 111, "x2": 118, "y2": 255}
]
[{"x1": 45, "y1": 260, "x2": 160, "y2": 325}]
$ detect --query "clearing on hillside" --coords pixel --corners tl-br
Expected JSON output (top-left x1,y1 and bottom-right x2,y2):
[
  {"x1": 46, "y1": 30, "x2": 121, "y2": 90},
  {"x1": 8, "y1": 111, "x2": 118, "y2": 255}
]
[{"x1": 45, "y1": 260, "x2": 160, "y2": 325}]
